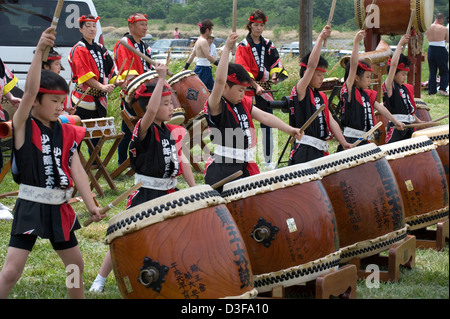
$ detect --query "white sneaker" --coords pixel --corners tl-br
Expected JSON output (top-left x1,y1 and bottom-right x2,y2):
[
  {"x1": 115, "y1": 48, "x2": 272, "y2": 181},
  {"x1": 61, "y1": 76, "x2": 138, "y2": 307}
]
[
  {"x1": 89, "y1": 274, "x2": 107, "y2": 292},
  {"x1": 0, "y1": 203, "x2": 13, "y2": 220},
  {"x1": 264, "y1": 162, "x2": 275, "y2": 170}
]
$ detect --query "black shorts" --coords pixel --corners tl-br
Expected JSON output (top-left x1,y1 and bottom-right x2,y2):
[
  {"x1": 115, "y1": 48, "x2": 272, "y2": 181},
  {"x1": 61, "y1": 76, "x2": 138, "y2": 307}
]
[{"x1": 9, "y1": 231, "x2": 78, "y2": 251}]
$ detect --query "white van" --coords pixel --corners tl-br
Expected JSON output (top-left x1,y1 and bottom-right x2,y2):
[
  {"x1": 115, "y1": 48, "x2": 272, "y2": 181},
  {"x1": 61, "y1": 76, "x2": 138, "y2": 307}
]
[{"x1": 0, "y1": 0, "x2": 103, "y2": 93}]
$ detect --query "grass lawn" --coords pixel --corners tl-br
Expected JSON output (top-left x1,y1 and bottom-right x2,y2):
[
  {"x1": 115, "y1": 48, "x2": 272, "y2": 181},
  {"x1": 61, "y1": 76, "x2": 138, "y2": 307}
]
[{"x1": 0, "y1": 47, "x2": 448, "y2": 300}]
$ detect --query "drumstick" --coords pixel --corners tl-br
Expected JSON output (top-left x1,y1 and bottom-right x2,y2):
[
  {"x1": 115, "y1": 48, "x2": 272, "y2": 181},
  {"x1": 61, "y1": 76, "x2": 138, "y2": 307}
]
[
  {"x1": 361, "y1": 0, "x2": 377, "y2": 30},
  {"x1": 124, "y1": 57, "x2": 135, "y2": 80},
  {"x1": 232, "y1": 0, "x2": 237, "y2": 55},
  {"x1": 352, "y1": 121, "x2": 383, "y2": 147},
  {"x1": 323, "y1": 0, "x2": 338, "y2": 47},
  {"x1": 431, "y1": 114, "x2": 449, "y2": 122},
  {"x1": 276, "y1": 104, "x2": 326, "y2": 169},
  {"x1": 43, "y1": 0, "x2": 65, "y2": 61},
  {"x1": 119, "y1": 39, "x2": 174, "y2": 76},
  {"x1": 402, "y1": 121, "x2": 442, "y2": 129},
  {"x1": 211, "y1": 170, "x2": 243, "y2": 190},
  {"x1": 113, "y1": 58, "x2": 127, "y2": 86},
  {"x1": 402, "y1": 9, "x2": 416, "y2": 52},
  {"x1": 72, "y1": 87, "x2": 91, "y2": 110},
  {"x1": 83, "y1": 182, "x2": 143, "y2": 227}
]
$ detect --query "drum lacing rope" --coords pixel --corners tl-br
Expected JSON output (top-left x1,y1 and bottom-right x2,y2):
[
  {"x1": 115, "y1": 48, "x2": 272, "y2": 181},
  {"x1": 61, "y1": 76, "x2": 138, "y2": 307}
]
[
  {"x1": 340, "y1": 231, "x2": 408, "y2": 261},
  {"x1": 314, "y1": 147, "x2": 382, "y2": 172},
  {"x1": 383, "y1": 138, "x2": 433, "y2": 156},
  {"x1": 106, "y1": 189, "x2": 221, "y2": 236},
  {"x1": 253, "y1": 256, "x2": 340, "y2": 288},
  {"x1": 407, "y1": 209, "x2": 449, "y2": 228},
  {"x1": 221, "y1": 167, "x2": 317, "y2": 197}
]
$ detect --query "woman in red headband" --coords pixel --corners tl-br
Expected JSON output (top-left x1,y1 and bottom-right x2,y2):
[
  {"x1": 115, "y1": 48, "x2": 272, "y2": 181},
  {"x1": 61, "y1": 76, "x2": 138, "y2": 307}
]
[
  {"x1": 382, "y1": 34, "x2": 423, "y2": 143},
  {"x1": 204, "y1": 33, "x2": 303, "y2": 191},
  {"x1": 0, "y1": 27, "x2": 103, "y2": 299},
  {"x1": 68, "y1": 14, "x2": 122, "y2": 151},
  {"x1": 235, "y1": 9, "x2": 288, "y2": 169},
  {"x1": 289, "y1": 25, "x2": 351, "y2": 165},
  {"x1": 338, "y1": 30, "x2": 404, "y2": 151}
]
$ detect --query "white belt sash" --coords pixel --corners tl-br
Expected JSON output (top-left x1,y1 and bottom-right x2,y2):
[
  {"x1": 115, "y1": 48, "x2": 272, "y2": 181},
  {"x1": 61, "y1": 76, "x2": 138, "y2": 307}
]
[
  {"x1": 18, "y1": 184, "x2": 73, "y2": 205},
  {"x1": 296, "y1": 134, "x2": 329, "y2": 152},
  {"x1": 135, "y1": 173, "x2": 177, "y2": 191}
]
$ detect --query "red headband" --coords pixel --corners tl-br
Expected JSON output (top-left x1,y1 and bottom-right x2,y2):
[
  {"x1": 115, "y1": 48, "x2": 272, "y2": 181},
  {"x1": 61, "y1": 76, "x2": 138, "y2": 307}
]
[
  {"x1": 47, "y1": 56, "x2": 61, "y2": 61},
  {"x1": 388, "y1": 59, "x2": 410, "y2": 72},
  {"x1": 227, "y1": 73, "x2": 250, "y2": 87},
  {"x1": 134, "y1": 83, "x2": 172, "y2": 99},
  {"x1": 128, "y1": 14, "x2": 147, "y2": 24},
  {"x1": 39, "y1": 87, "x2": 67, "y2": 95},
  {"x1": 358, "y1": 61, "x2": 373, "y2": 72},
  {"x1": 78, "y1": 15, "x2": 100, "y2": 23},
  {"x1": 197, "y1": 22, "x2": 212, "y2": 29},
  {"x1": 299, "y1": 62, "x2": 327, "y2": 73},
  {"x1": 248, "y1": 15, "x2": 267, "y2": 24}
]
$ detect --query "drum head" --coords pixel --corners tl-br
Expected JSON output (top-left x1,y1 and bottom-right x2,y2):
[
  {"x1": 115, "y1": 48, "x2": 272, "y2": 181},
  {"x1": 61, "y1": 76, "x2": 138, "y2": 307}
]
[
  {"x1": 167, "y1": 70, "x2": 197, "y2": 86},
  {"x1": 413, "y1": 0, "x2": 434, "y2": 32},
  {"x1": 125, "y1": 71, "x2": 159, "y2": 103}
]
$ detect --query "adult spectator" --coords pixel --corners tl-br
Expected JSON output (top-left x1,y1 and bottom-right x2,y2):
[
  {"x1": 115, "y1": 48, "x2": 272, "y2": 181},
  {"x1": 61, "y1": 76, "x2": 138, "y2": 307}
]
[{"x1": 425, "y1": 13, "x2": 449, "y2": 96}]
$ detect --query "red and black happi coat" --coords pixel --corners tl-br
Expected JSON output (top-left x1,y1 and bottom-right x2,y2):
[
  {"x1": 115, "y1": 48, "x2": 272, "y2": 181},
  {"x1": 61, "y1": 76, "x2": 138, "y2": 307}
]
[
  {"x1": 340, "y1": 83, "x2": 377, "y2": 132},
  {"x1": 204, "y1": 96, "x2": 259, "y2": 186},
  {"x1": 11, "y1": 116, "x2": 86, "y2": 242},
  {"x1": 68, "y1": 38, "x2": 116, "y2": 112},
  {"x1": 127, "y1": 120, "x2": 183, "y2": 208}
]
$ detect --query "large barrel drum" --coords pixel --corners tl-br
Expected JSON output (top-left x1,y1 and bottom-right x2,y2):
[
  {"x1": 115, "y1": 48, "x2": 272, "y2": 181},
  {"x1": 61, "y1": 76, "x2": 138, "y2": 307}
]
[
  {"x1": 168, "y1": 70, "x2": 210, "y2": 130},
  {"x1": 380, "y1": 136, "x2": 449, "y2": 231},
  {"x1": 308, "y1": 143, "x2": 407, "y2": 263},
  {"x1": 412, "y1": 124, "x2": 449, "y2": 186},
  {"x1": 354, "y1": 0, "x2": 434, "y2": 35},
  {"x1": 106, "y1": 185, "x2": 258, "y2": 299},
  {"x1": 221, "y1": 163, "x2": 341, "y2": 293}
]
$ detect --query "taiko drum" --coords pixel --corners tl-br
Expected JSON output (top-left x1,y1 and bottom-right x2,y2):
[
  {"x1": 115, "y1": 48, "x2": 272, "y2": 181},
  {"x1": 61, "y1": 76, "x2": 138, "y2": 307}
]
[
  {"x1": 168, "y1": 70, "x2": 210, "y2": 130},
  {"x1": 354, "y1": 0, "x2": 434, "y2": 35},
  {"x1": 308, "y1": 143, "x2": 407, "y2": 263},
  {"x1": 105, "y1": 185, "x2": 258, "y2": 299},
  {"x1": 380, "y1": 136, "x2": 449, "y2": 231},
  {"x1": 412, "y1": 124, "x2": 449, "y2": 186},
  {"x1": 221, "y1": 163, "x2": 341, "y2": 293}
]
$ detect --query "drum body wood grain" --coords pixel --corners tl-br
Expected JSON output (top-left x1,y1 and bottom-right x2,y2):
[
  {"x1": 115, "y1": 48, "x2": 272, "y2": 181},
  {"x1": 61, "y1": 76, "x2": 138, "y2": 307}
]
[
  {"x1": 414, "y1": 98, "x2": 432, "y2": 126},
  {"x1": 412, "y1": 124, "x2": 449, "y2": 186},
  {"x1": 354, "y1": 0, "x2": 433, "y2": 35},
  {"x1": 106, "y1": 185, "x2": 257, "y2": 299},
  {"x1": 309, "y1": 143, "x2": 407, "y2": 263},
  {"x1": 168, "y1": 70, "x2": 209, "y2": 130},
  {"x1": 222, "y1": 164, "x2": 341, "y2": 293},
  {"x1": 380, "y1": 136, "x2": 449, "y2": 231}
]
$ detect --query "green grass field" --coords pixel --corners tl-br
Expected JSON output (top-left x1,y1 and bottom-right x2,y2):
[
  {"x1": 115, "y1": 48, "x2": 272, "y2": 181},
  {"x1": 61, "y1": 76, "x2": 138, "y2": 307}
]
[{"x1": 0, "y1": 50, "x2": 448, "y2": 300}]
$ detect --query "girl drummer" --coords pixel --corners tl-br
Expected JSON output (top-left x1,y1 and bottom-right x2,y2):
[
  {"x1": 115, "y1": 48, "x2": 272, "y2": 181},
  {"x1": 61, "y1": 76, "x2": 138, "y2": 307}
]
[
  {"x1": 338, "y1": 30, "x2": 404, "y2": 151},
  {"x1": 204, "y1": 32, "x2": 303, "y2": 190},
  {"x1": 382, "y1": 34, "x2": 423, "y2": 143},
  {"x1": 289, "y1": 25, "x2": 351, "y2": 165},
  {"x1": 90, "y1": 63, "x2": 196, "y2": 293},
  {"x1": 0, "y1": 28, "x2": 103, "y2": 299},
  {"x1": 235, "y1": 10, "x2": 288, "y2": 169}
]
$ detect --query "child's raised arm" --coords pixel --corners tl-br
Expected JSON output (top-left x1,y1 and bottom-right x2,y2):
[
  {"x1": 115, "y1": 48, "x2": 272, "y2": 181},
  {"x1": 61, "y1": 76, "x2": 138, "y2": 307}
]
[
  {"x1": 13, "y1": 27, "x2": 55, "y2": 149},
  {"x1": 296, "y1": 25, "x2": 331, "y2": 100},
  {"x1": 138, "y1": 63, "x2": 168, "y2": 140},
  {"x1": 208, "y1": 32, "x2": 239, "y2": 116},
  {"x1": 345, "y1": 30, "x2": 365, "y2": 101},
  {"x1": 384, "y1": 34, "x2": 410, "y2": 97}
]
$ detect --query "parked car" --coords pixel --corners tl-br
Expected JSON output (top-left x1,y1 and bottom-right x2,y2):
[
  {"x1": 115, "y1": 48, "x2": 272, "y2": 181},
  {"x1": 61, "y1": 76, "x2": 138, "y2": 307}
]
[
  {"x1": 150, "y1": 39, "x2": 191, "y2": 55},
  {"x1": 279, "y1": 42, "x2": 299, "y2": 57},
  {"x1": 142, "y1": 34, "x2": 155, "y2": 47}
]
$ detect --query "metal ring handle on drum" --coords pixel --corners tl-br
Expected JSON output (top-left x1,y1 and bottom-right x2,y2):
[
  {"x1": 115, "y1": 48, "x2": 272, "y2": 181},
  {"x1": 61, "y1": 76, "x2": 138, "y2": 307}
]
[
  {"x1": 138, "y1": 268, "x2": 158, "y2": 287},
  {"x1": 138, "y1": 257, "x2": 169, "y2": 292},
  {"x1": 252, "y1": 226, "x2": 270, "y2": 243},
  {"x1": 251, "y1": 217, "x2": 279, "y2": 248}
]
